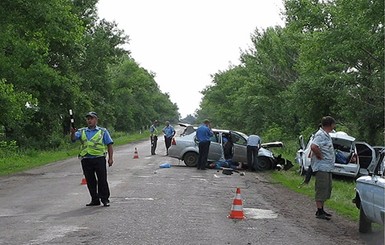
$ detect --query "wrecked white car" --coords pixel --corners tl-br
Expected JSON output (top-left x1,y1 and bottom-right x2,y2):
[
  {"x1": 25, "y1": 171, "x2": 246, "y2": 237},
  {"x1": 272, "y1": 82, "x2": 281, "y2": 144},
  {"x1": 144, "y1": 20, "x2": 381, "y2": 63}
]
[
  {"x1": 168, "y1": 124, "x2": 292, "y2": 170},
  {"x1": 295, "y1": 131, "x2": 376, "y2": 178}
]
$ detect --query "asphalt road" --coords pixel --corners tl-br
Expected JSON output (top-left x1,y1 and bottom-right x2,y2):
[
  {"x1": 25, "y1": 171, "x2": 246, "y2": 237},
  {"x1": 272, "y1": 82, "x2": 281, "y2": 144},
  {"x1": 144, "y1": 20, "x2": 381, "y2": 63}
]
[{"x1": 0, "y1": 128, "x2": 383, "y2": 245}]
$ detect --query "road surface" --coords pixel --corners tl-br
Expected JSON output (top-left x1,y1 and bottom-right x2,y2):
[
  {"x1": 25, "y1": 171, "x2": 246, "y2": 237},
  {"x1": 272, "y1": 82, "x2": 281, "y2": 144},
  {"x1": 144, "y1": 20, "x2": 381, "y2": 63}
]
[{"x1": 0, "y1": 128, "x2": 383, "y2": 244}]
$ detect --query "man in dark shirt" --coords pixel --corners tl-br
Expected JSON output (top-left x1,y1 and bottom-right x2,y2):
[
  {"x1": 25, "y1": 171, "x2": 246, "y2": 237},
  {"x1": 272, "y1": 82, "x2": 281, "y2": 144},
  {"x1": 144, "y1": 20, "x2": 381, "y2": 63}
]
[{"x1": 196, "y1": 119, "x2": 213, "y2": 170}]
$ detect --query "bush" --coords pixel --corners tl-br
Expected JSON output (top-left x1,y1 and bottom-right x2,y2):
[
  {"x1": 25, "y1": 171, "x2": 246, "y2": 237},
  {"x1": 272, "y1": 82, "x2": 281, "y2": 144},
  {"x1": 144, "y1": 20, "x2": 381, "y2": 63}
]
[{"x1": 0, "y1": 140, "x2": 19, "y2": 158}]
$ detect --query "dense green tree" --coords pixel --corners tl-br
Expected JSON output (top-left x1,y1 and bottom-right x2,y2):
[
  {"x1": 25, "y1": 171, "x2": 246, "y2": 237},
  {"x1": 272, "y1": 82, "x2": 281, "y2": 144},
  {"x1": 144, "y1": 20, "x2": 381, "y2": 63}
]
[
  {"x1": 240, "y1": 26, "x2": 300, "y2": 134},
  {"x1": 110, "y1": 56, "x2": 179, "y2": 132},
  {"x1": 284, "y1": 0, "x2": 384, "y2": 143},
  {"x1": 197, "y1": 0, "x2": 384, "y2": 145},
  {"x1": 0, "y1": 0, "x2": 85, "y2": 147},
  {"x1": 0, "y1": 0, "x2": 179, "y2": 150}
]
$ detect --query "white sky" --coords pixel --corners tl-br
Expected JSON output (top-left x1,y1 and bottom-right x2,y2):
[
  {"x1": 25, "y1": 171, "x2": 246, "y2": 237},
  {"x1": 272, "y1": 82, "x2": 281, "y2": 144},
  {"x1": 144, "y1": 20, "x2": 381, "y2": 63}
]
[{"x1": 97, "y1": 0, "x2": 285, "y2": 118}]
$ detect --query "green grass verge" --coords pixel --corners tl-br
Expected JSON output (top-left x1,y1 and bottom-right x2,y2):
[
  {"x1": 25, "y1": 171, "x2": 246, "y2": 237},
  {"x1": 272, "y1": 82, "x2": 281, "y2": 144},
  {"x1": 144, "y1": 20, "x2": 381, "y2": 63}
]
[
  {"x1": 270, "y1": 167, "x2": 359, "y2": 221},
  {"x1": 0, "y1": 132, "x2": 148, "y2": 176}
]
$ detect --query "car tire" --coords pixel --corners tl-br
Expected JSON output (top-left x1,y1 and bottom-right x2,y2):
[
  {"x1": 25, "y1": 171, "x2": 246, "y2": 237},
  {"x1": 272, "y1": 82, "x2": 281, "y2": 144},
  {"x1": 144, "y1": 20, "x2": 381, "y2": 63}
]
[
  {"x1": 183, "y1": 152, "x2": 198, "y2": 167},
  {"x1": 359, "y1": 205, "x2": 372, "y2": 233},
  {"x1": 256, "y1": 157, "x2": 272, "y2": 171}
]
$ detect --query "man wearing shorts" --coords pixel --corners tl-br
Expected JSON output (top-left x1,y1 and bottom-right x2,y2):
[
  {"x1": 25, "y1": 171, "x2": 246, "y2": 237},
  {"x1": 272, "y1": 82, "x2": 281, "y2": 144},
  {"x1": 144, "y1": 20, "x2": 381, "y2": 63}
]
[{"x1": 310, "y1": 116, "x2": 336, "y2": 220}]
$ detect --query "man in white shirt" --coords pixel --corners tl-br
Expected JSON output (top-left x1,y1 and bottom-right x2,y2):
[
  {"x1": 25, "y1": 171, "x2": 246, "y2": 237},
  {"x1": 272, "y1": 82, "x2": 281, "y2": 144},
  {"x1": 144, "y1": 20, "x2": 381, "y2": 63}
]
[{"x1": 247, "y1": 134, "x2": 261, "y2": 171}]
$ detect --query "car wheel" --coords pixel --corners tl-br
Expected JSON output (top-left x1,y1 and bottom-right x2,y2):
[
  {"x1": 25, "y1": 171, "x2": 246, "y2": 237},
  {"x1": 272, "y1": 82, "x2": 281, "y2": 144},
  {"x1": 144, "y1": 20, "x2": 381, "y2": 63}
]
[
  {"x1": 359, "y1": 205, "x2": 372, "y2": 233},
  {"x1": 183, "y1": 152, "x2": 198, "y2": 167},
  {"x1": 256, "y1": 157, "x2": 272, "y2": 171}
]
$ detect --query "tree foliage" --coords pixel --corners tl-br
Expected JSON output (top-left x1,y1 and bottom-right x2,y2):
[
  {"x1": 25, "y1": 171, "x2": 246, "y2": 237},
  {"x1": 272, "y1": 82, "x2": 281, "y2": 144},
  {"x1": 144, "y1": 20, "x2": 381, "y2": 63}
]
[
  {"x1": 197, "y1": 0, "x2": 384, "y2": 145},
  {"x1": 0, "y1": 0, "x2": 178, "y2": 149}
]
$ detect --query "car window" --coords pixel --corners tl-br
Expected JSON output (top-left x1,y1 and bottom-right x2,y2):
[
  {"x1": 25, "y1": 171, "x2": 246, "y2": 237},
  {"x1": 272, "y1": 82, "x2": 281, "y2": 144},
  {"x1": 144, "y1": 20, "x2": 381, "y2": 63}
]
[
  {"x1": 373, "y1": 151, "x2": 385, "y2": 176},
  {"x1": 211, "y1": 132, "x2": 219, "y2": 143},
  {"x1": 231, "y1": 132, "x2": 247, "y2": 146},
  {"x1": 181, "y1": 126, "x2": 196, "y2": 136}
]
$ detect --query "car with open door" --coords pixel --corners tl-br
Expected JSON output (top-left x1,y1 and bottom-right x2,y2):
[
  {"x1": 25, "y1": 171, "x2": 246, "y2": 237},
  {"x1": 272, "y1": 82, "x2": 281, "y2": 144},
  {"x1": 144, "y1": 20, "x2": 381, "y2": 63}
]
[
  {"x1": 168, "y1": 124, "x2": 291, "y2": 170},
  {"x1": 295, "y1": 131, "x2": 376, "y2": 178}
]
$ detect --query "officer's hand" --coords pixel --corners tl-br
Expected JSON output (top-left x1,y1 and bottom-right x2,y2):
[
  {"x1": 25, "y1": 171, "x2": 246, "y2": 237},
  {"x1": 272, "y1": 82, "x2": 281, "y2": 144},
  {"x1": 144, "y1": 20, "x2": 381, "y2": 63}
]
[{"x1": 108, "y1": 159, "x2": 113, "y2": 167}]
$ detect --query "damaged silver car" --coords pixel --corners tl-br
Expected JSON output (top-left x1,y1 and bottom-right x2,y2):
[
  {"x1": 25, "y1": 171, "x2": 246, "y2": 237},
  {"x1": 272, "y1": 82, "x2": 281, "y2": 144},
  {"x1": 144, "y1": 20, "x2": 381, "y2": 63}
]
[{"x1": 168, "y1": 124, "x2": 292, "y2": 170}]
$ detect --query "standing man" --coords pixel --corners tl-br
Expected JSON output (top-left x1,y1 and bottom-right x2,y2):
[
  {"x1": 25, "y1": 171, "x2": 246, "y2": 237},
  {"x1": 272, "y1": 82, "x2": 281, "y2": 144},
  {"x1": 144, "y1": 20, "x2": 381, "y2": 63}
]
[
  {"x1": 150, "y1": 120, "x2": 159, "y2": 155},
  {"x1": 70, "y1": 112, "x2": 114, "y2": 207},
  {"x1": 162, "y1": 121, "x2": 175, "y2": 155},
  {"x1": 196, "y1": 119, "x2": 213, "y2": 170},
  {"x1": 247, "y1": 134, "x2": 261, "y2": 171},
  {"x1": 310, "y1": 116, "x2": 336, "y2": 220}
]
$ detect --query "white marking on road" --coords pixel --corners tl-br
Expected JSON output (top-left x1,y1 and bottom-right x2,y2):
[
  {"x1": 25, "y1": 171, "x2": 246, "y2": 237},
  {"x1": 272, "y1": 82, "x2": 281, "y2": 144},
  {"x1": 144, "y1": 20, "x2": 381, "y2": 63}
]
[
  {"x1": 29, "y1": 225, "x2": 86, "y2": 245},
  {"x1": 0, "y1": 208, "x2": 19, "y2": 217},
  {"x1": 243, "y1": 208, "x2": 278, "y2": 219},
  {"x1": 124, "y1": 197, "x2": 154, "y2": 201},
  {"x1": 108, "y1": 180, "x2": 123, "y2": 188}
]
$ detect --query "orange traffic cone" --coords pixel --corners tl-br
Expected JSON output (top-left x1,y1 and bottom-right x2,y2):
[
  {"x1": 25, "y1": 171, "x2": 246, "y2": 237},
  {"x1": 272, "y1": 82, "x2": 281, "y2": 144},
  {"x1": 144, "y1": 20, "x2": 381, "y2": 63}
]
[
  {"x1": 228, "y1": 187, "x2": 245, "y2": 219},
  {"x1": 80, "y1": 177, "x2": 87, "y2": 185},
  {"x1": 133, "y1": 148, "x2": 139, "y2": 159}
]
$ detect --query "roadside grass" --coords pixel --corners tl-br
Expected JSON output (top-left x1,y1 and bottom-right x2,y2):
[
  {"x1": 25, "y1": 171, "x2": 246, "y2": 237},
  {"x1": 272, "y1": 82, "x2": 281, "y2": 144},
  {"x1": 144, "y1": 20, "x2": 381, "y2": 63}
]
[
  {"x1": 270, "y1": 166, "x2": 360, "y2": 221},
  {"x1": 0, "y1": 131, "x2": 148, "y2": 176}
]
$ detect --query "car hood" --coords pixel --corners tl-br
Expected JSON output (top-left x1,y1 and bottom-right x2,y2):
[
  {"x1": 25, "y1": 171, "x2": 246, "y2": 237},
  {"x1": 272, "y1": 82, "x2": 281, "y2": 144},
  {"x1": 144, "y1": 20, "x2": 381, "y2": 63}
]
[{"x1": 329, "y1": 131, "x2": 355, "y2": 142}]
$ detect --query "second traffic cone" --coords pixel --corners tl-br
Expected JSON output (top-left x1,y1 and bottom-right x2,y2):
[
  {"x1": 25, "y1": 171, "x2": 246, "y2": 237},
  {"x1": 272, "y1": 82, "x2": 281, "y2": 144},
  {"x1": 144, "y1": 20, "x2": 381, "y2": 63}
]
[
  {"x1": 81, "y1": 177, "x2": 87, "y2": 185},
  {"x1": 228, "y1": 187, "x2": 245, "y2": 219},
  {"x1": 133, "y1": 148, "x2": 139, "y2": 159}
]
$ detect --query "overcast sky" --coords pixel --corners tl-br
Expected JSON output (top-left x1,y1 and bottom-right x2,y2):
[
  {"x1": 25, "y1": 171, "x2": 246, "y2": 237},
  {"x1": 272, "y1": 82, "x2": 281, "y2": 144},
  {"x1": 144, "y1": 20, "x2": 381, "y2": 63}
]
[{"x1": 97, "y1": 0, "x2": 285, "y2": 118}]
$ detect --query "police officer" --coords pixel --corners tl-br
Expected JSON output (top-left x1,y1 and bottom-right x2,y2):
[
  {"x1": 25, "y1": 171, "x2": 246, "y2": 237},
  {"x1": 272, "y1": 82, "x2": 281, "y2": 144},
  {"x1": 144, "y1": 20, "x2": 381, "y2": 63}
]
[
  {"x1": 196, "y1": 119, "x2": 213, "y2": 170},
  {"x1": 70, "y1": 112, "x2": 114, "y2": 207},
  {"x1": 150, "y1": 120, "x2": 159, "y2": 155},
  {"x1": 162, "y1": 121, "x2": 176, "y2": 155}
]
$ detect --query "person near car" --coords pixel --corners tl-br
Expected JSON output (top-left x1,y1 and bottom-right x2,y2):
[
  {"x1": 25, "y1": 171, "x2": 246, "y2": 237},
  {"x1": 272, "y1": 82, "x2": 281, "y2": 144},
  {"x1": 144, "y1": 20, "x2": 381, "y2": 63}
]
[
  {"x1": 196, "y1": 119, "x2": 214, "y2": 170},
  {"x1": 70, "y1": 112, "x2": 114, "y2": 207},
  {"x1": 310, "y1": 116, "x2": 336, "y2": 220},
  {"x1": 222, "y1": 136, "x2": 234, "y2": 160},
  {"x1": 162, "y1": 121, "x2": 176, "y2": 155},
  {"x1": 301, "y1": 124, "x2": 322, "y2": 186},
  {"x1": 247, "y1": 134, "x2": 261, "y2": 171},
  {"x1": 150, "y1": 120, "x2": 159, "y2": 155}
]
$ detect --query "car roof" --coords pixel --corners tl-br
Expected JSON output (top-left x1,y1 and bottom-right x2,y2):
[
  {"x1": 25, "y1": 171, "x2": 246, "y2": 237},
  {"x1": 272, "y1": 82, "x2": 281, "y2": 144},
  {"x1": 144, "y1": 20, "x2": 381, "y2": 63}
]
[{"x1": 178, "y1": 123, "x2": 245, "y2": 136}]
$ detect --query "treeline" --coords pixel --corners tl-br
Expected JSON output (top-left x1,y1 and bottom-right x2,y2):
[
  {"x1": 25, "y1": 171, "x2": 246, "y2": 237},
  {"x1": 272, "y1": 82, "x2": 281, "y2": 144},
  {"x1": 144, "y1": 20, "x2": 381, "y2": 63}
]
[
  {"x1": 0, "y1": 0, "x2": 179, "y2": 150},
  {"x1": 196, "y1": 0, "x2": 384, "y2": 145}
]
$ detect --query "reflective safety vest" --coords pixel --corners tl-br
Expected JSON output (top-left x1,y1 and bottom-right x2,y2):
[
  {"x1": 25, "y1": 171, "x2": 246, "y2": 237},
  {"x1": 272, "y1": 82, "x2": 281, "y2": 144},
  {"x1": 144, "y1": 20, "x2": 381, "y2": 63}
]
[
  {"x1": 79, "y1": 128, "x2": 106, "y2": 157},
  {"x1": 150, "y1": 125, "x2": 158, "y2": 137}
]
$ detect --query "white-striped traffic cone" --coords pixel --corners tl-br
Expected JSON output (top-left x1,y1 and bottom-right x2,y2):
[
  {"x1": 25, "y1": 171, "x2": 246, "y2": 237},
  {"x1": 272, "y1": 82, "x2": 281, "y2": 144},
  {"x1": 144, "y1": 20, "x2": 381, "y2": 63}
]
[
  {"x1": 133, "y1": 148, "x2": 139, "y2": 159},
  {"x1": 228, "y1": 187, "x2": 245, "y2": 219}
]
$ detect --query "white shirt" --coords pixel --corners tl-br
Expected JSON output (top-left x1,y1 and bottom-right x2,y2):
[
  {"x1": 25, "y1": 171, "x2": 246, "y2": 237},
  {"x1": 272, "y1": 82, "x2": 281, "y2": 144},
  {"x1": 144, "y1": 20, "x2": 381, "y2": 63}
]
[{"x1": 247, "y1": 135, "x2": 261, "y2": 147}]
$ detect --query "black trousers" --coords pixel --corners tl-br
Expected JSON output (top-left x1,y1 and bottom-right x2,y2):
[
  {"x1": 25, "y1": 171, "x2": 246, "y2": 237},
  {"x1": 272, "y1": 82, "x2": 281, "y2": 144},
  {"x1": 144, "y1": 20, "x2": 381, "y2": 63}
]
[
  {"x1": 164, "y1": 136, "x2": 172, "y2": 153},
  {"x1": 81, "y1": 157, "x2": 110, "y2": 203},
  {"x1": 198, "y1": 141, "x2": 210, "y2": 169},
  {"x1": 247, "y1": 145, "x2": 259, "y2": 171},
  {"x1": 150, "y1": 136, "x2": 158, "y2": 155}
]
